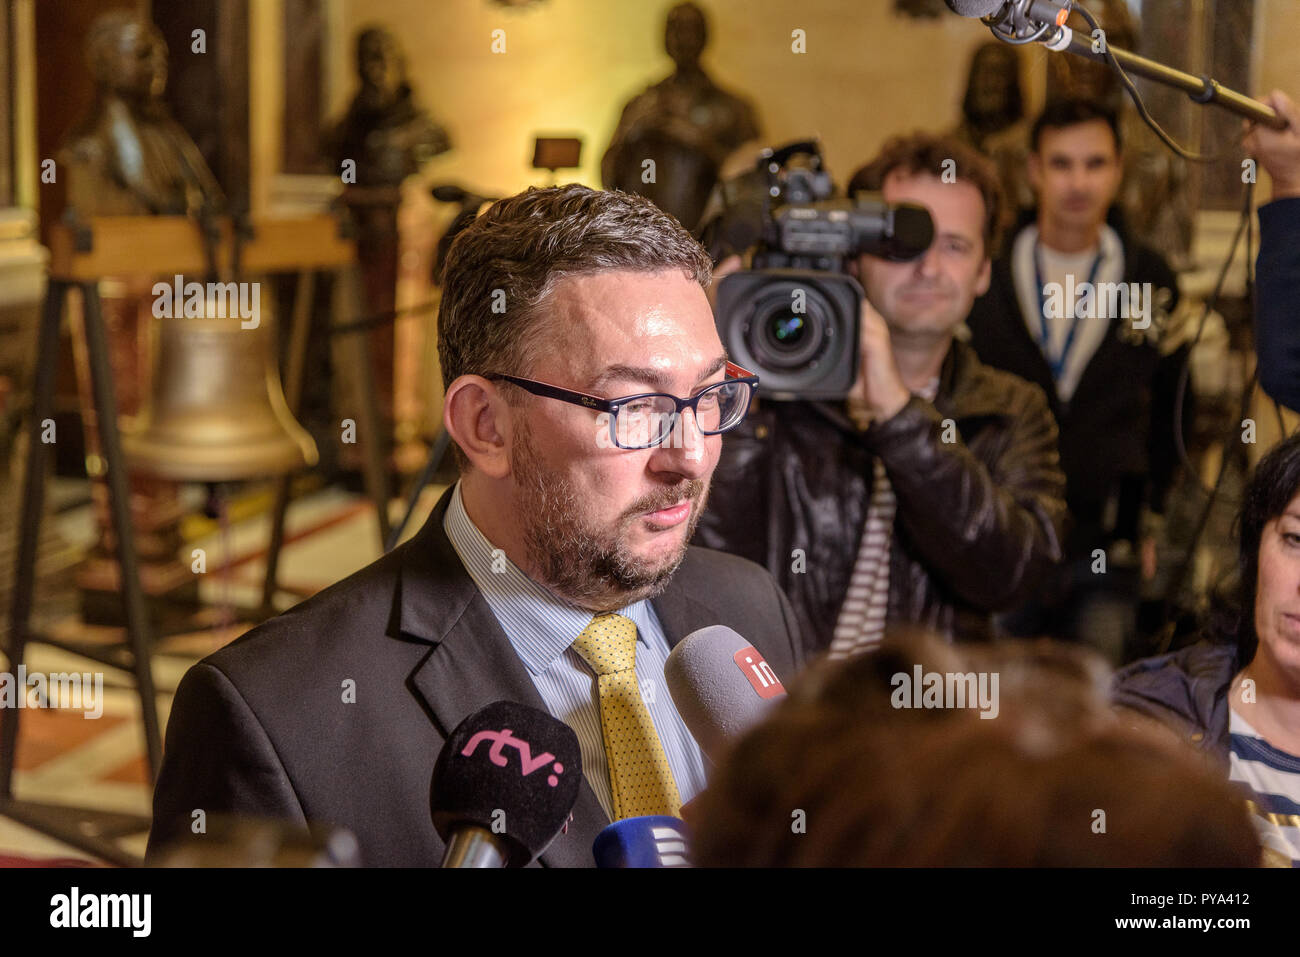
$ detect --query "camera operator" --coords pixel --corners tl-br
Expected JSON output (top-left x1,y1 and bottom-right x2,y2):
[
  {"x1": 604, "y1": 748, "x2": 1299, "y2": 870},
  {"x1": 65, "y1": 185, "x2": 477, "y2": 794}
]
[
  {"x1": 1244, "y1": 89, "x2": 1300, "y2": 413},
  {"x1": 694, "y1": 133, "x2": 1068, "y2": 657}
]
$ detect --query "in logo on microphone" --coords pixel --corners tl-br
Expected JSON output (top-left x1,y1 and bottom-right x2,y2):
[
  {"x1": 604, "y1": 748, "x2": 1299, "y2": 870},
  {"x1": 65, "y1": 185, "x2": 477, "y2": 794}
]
[{"x1": 733, "y1": 646, "x2": 785, "y2": 699}]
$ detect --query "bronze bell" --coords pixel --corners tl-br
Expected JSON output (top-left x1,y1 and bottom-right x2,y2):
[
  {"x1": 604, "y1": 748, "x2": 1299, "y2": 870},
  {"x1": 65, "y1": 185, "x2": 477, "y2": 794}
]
[{"x1": 124, "y1": 305, "x2": 318, "y2": 481}]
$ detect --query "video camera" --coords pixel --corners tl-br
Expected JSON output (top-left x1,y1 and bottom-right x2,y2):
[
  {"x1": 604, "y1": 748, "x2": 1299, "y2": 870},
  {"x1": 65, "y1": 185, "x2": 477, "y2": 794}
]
[{"x1": 699, "y1": 140, "x2": 934, "y2": 400}]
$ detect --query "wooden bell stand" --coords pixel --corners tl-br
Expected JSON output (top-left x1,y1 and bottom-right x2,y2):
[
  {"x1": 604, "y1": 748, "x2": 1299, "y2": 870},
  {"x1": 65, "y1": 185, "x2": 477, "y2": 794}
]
[{"x1": 1, "y1": 214, "x2": 390, "y2": 864}]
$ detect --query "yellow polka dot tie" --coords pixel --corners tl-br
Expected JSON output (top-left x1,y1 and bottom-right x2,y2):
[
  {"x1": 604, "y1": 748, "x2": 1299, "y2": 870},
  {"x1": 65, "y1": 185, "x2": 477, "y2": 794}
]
[{"x1": 571, "y1": 613, "x2": 682, "y2": 820}]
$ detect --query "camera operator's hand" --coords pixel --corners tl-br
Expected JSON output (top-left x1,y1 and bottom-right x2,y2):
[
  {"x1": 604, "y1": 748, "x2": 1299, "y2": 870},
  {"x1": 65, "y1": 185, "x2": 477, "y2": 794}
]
[
  {"x1": 845, "y1": 297, "x2": 911, "y2": 429},
  {"x1": 1244, "y1": 90, "x2": 1300, "y2": 200}
]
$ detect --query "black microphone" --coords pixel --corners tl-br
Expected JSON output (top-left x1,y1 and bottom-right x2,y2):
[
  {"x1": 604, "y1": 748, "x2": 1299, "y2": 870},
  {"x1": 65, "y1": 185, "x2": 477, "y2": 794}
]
[
  {"x1": 944, "y1": 0, "x2": 1007, "y2": 16},
  {"x1": 944, "y1": 0, "x2": 1075, "y2": 48},
  {"x1": 664, "y1": 625, "x2": 787, "y2": 764},
  {"x1": 431, "y1": 700, "x2": 582, "y2": 867}
]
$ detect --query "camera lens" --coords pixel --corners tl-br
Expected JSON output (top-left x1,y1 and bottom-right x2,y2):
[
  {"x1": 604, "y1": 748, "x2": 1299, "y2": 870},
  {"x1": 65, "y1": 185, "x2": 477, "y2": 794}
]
[
  {"x1": 747, "y1": 286, "x2": 830, "y2": 371},
  {"x1": 769, "y1": 313, "x2": 806, "y2": 347}
]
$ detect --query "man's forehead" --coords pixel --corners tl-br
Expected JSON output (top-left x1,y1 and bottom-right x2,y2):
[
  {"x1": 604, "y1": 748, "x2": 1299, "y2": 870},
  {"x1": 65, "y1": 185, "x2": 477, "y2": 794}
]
[
  {"x1": 542, "y1": 269, "x2": 721, "y2": 382},
  {"x1": 882, "y1": 171, "x2": 984, "y2": 236},
  {"x1": 1038, "y1": 121, "x2": 1118, "y2": 156}
]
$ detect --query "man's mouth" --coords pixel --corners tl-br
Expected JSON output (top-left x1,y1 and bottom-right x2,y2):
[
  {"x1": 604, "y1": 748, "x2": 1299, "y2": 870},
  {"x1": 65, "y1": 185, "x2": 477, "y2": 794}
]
[
  {"x1": 642, "y1": 500, "x2": 692, "y2": 528},
  {"x1": 901, "y1": 286, "x2": 948, "y2": 302}
]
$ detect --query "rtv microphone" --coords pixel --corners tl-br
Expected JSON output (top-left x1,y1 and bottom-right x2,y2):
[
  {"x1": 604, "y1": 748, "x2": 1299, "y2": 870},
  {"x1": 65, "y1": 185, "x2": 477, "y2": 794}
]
[
  {"x1": 664, "y1": 625, "x2": 787, "y2": 764},
  {"x1": 592, "y1": 816, "x2": 691, "y2": 868},
  {"x1": 432, "y1": 700, "x2": 582, "y2": 867}
]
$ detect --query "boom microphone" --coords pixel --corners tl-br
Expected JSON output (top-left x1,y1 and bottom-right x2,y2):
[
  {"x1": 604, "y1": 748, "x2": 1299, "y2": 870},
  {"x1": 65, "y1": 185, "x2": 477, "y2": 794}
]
[
  {"x1": 664, "y1": 625, "x2": 787, "y2": 764},
  {"x1": 944, "y1": 0, "x2": 1284, "y2": 129},
  {"x1": 592, "y1": 816, "x2": 691, "y2": 868},
  {"x1": 944, "y1": 0, "x2": 1008, "y2": 16},
  {"x1": 431, "y1": 700, "x2": 582, "y2": 867}
]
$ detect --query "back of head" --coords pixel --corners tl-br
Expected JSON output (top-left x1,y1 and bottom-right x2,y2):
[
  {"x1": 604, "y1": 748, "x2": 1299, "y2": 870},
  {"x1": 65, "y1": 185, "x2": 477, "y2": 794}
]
[{"x1": 692, "y1": 633, "x2": 1261, "y2": 867}]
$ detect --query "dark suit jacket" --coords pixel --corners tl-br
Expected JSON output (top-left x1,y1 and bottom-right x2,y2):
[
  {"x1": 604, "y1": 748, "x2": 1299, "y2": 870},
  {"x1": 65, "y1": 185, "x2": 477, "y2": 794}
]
[
  {"x1": 1256, "y1": 197, "x2": 1300, "y2": 412},
  {"x1": 146, "y1": 487, "x2": 804, "y2": 866}
]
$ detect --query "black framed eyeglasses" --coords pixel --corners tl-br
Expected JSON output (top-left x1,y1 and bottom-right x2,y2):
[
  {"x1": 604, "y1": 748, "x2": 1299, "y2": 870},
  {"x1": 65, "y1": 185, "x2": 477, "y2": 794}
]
[{"x1": 485, "y1": 361, "x2": 759, "y2": 450}]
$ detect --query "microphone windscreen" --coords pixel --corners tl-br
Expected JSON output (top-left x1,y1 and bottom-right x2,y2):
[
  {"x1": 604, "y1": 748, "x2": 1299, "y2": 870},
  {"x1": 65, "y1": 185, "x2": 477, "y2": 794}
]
[
  {"x1": 664, "y1": 625, "x2": 787, "y2": 763},
  {"x1": 432, "y1": 700, "x2": 582, "y2": 866},
  {"x1": 592, "y1": 816, "x2": 691, "y2": 868},
  {"x1": 945, "y1": 0, "x2": 1006, "y2": 17}
]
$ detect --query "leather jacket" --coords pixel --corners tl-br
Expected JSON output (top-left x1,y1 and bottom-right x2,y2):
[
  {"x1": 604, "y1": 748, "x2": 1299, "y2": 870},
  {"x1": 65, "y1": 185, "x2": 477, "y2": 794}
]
[{"x1": 694, "y1": 338, "x2": 1068, "y2": 657}]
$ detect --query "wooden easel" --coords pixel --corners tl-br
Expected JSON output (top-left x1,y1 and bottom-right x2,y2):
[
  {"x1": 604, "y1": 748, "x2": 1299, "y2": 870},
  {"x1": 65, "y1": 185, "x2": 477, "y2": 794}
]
[{"x1": 1, "y1": 214, "x2": 390, "y2": 864}]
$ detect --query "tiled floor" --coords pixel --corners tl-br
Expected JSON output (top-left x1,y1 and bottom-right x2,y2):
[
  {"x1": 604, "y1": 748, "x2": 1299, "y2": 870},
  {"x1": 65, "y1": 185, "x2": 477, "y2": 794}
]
[{"x1": 1, "y1": 478, "x2": 445, "y2": 864}]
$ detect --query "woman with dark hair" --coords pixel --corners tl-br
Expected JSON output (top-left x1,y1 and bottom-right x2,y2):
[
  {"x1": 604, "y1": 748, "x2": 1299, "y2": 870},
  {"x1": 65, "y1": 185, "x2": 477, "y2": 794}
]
[{"x1": 1114, "y1": 431, "x2": 1300, "y2": 866}]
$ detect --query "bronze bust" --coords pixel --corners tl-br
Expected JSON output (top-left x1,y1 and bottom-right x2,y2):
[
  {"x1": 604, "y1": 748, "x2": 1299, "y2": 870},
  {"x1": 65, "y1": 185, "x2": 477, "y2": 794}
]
[
  {"x1": 601, "y1": 2, "x2": 761, "y2": 230},
  {"x1": 61, "y1": 10, "x2": 224, "y2": 217},
  {"x1": 325, "y1": 26, "x2": 451, "y2": 188}
]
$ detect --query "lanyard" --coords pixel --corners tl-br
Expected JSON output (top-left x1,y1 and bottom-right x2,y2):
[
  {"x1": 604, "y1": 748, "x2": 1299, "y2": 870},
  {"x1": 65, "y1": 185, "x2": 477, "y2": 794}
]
[{"x1": 1034, "y1": 240, "x2": 1104, "y2": 382}]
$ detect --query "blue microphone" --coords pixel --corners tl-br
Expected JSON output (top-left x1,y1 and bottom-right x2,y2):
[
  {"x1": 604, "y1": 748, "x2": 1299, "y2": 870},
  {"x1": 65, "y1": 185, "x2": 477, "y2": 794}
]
[{"x1": 592, "y1": 816, "x2": 691, "y2": 868}]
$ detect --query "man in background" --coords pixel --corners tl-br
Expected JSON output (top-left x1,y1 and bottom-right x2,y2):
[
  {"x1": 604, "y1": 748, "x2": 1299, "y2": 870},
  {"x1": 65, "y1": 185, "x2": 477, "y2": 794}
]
[
  {"x1": 696, "y1": 133, "x2": 1067, "y2": 656},
  {"x1": 966, "y1": 100, "x2": 1186, "y2": 665}
]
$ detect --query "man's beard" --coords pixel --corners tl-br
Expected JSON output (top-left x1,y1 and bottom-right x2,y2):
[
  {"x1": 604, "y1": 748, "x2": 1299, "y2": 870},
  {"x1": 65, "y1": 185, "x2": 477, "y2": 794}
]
[{"x1": 511, "y1": 425, "x2": 707, "y2": 610}]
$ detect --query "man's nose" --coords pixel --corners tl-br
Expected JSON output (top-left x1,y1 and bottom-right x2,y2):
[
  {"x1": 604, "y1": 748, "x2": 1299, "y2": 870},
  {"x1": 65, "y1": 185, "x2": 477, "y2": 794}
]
[
  {"x1": 914, "y1": 243, "x2": 943, "y2": 278},
  {"x1": 648, "y1": 409, "x2": 713, "y2": 479}
]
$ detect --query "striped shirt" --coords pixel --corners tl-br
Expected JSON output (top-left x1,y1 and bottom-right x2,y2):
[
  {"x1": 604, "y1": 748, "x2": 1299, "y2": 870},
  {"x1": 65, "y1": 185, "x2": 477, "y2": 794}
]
[
  {"x1": 829, "y1": 378, "x2": 939, "y2": 659},
  {"x1": 1229, "y1": 709, "x2": 1300, "y2": 867},
  {"x1": 442, "y1": 482, "x2": 708, "y2": 821}
]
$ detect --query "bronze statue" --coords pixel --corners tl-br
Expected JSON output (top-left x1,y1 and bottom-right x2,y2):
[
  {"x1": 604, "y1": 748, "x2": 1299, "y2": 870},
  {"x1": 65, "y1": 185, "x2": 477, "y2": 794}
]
[
  {"x1": 58, "y1": 11, "x2": 225, "y2": 624},
  {"x1": 61, "y1": 10, "x2": 224, "y2": 216},
  {"x1": 325, "y1": 26, "x2": 451, "y2": 187},
  {"x1": 952, "y1": 41, "x2": 1033, "y2": 248},
  {"x1": 601, "y1": 2, "x2": 761, "y2": 230}
]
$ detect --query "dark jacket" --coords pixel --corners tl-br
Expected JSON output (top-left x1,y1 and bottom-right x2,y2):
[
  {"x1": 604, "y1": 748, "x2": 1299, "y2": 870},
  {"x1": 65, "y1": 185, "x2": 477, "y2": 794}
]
[
  {"x1": 694, "y1": 338, "x2": 1068, "y2": 654},
  {"x1": 966, "y1": 229, "x2": 1185, "y2": 556},
  {"x1": 1111, "y1": 639, "x2": 1244, "y2": 771},
  {"x1": 1256, "y1": 197, "x2": 1300, "y2": 411},
  {"x1": 147, "y1": 486, "x2": 804, "y2": 867}
]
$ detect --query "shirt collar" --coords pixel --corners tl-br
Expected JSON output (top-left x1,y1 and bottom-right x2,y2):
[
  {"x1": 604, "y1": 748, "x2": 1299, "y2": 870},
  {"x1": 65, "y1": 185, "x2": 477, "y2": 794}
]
[{"x1": 441, "y1": 481, "x2": 651, "y2": 675}]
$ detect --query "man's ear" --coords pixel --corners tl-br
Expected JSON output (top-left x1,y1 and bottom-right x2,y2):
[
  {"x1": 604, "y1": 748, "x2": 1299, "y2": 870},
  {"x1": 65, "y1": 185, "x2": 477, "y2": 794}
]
[
  {"x1": 443, "y1": 375, "x2": 513, "y2": 480},
  {"x1": 1027, "y1": 152, "x2": 1043, "y2": 193},
  {"x1": 975, "y1": 256, "x2": 992, "y2": 298}
]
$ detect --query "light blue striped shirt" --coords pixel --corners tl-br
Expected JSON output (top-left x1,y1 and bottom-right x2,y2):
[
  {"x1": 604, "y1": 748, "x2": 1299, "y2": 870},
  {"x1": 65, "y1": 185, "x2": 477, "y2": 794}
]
[{"x1": 442, "y1": 482, "x2": 707, "y2": 820}]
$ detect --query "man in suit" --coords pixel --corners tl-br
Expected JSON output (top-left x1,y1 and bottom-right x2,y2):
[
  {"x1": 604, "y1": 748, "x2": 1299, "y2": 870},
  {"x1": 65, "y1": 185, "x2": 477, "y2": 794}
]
[
  {"x1": 965, "y1": 99, "x2": 1186, "y2": 664},
  {"x1": 147, "y1": 184, "x2": 803, "y2": 866}
]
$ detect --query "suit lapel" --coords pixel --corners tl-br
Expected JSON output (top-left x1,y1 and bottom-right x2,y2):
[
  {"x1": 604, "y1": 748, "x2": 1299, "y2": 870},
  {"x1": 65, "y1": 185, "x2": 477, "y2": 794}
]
[
  {"x1": 396, "y1": 487, "x2": 609, "y2": 867},
  {"x1": 650, "y1": 579, "x2": 714, "y2": 651}
]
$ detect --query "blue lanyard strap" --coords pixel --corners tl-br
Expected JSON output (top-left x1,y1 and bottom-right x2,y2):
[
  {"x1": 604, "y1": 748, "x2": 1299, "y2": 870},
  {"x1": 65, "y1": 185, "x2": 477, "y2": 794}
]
[{"x1": 1034, "y1": 240, "x2": 1104, "y2": 381}]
